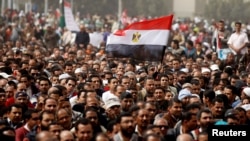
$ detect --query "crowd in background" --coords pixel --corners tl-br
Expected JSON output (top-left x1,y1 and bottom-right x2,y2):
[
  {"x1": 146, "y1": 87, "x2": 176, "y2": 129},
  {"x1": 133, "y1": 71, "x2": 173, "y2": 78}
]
[{"x1": 0, "y1": 8, "x2": 250, "y2": 141}]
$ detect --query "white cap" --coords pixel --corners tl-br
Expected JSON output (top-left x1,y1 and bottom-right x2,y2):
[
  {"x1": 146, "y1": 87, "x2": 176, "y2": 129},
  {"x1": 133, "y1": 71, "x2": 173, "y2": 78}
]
[
  {"x1": 201, "y1": 67, "x2": 211, "y2": 73},
  {"x1": 243, "y1": 87, "x2": 250, "y2": 97},
  {"x1": 59, "y1": 73, "x2": 71, "y2": 80},
  {"x1": 210, "y1": 64, "x2": 219, "y2": 71},
  {"x1": 241, "y1": 104, "x2": 250, "y2": 111},
  {"x1": 0, "y1": 72, "x2": 12, "y2": 79},
  {"x1": 104, "y1": 97, "x2": 121, "y2": 109},
  {"x1": 74, "y1": 68, "x2": 83, "y2": 74}
]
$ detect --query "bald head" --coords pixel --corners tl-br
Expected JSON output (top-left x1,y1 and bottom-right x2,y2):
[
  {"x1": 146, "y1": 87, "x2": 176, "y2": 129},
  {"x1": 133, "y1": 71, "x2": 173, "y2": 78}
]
[
  {"x1": 176, "y1": 134, "x2": 194, "y2": 141},
  {"x1": 60, "y1": 130, "x2": 74, "y2": 141},
  {"x1": 36, "y1": 131, "x2": 58, "y2": 141}
]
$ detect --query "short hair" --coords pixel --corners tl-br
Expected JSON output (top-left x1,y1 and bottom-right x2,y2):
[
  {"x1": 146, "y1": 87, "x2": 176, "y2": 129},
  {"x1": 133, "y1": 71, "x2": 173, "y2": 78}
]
[
  {"x1": 185, "y1": 103, "x2": 202, "y2": 112},
  {"x1": 38, "y1": 76, "x2": 52, "y2": 86},
  {"x1": 168, "y1": 98, "x2": 182, "y2": 107},
  {"x1": 39, "y1": 110, "x2": 55, "y2": 121},
  {"x1": 203, "y1": 89, "x2": 215, "y2": 102},
  {"x1": 44, "y1": 97, "x2": 57, "y2": 105},
  {"x1": 143, "y1": 133, "x2": 162, "y2": 141},
  {"x1": 235, "y1": 22, "x2": 242, "y2": 26},
  {"x1": 74, "y1": 118, "x2": 92, "y2": 132},
  {"x1": 212, "y1": 97, "x2": 224, "y2": 105},
  {"x1": 7, "y1": 103, "x2": 23, "y2": 113},
  {"x1": 48, "y1": 122, "x2": 61, "y2": 130},
  {"x1": 106, "y1": 120, "x2": 117, "y2": 132},
  {"x1": 181, "y1": 111, "x2": 197, "y2": 122},
  {"x1": 23, "y1": 109, "x2": 39, "y2": 120},
  {"x1": 197, "y1": 108, "x2": 212, "y2": 119},
  {"x1": 224, "y1": 85, "x2": 238, "y2": 95},
  {"x1": 116, "y1": 112, "x2": 132, "y2": 124}
]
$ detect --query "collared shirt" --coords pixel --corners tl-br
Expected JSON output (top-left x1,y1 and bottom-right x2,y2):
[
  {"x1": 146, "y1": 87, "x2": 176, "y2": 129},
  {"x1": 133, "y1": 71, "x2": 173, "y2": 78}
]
[
  {"x1": 135, "y1": 125, "x2": 143, "y2": 137},
  {"x1": 113, "y1": 132, "x2": 138, "y2": 141},
  {"x1": 24, "y1": 123, "x2": 31, "y2": 132},
  {"x1": 7, "y1": 118, "x2": 22, "y2": 129}
]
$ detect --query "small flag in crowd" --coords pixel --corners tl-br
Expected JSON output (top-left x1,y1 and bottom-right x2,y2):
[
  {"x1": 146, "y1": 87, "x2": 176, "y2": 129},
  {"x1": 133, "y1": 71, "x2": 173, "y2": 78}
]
[{"x1": 106, "y1": 14, "x2": 174, "y2": 61}]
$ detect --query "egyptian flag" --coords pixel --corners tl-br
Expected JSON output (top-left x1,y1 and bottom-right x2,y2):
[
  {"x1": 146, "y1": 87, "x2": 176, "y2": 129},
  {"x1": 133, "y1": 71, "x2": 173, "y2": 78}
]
[{"x1": 106, "y1": 14, "x2": 173, "y2": 61}]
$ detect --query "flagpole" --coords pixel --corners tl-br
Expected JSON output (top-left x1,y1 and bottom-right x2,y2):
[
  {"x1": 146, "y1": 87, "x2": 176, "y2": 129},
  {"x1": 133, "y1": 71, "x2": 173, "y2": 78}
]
[
  {"x1": 118, "y1": 0, "x2": 122, "y2": 18},
  {"x1": 59, "y1": 0, "x2": 65, "y2": 29},
  {"x1": 1, "y1": 0, "x2": 5, "y2": 16}
]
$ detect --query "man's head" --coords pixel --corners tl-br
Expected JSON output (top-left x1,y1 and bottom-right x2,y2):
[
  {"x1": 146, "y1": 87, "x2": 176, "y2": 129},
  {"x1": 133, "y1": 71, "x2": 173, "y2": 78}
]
[
  {"x1": 7, "y1": 104, "x2": 23, "y2": 124},
  {"x1": 14, "y1": 91, "x2": 28, "y2": 106},
  {"x1": 24, "y1": 109, "x2": 40, "y2": 129},
  {"x1": 74, "y1": 118, "x2": 93, "y2": 141},
  {"x1": 117, "y1": 112, "x2": 135, "y2": 137},
  {"x1": 40, "y1": 110, "x2": 55, "y2": 131}
]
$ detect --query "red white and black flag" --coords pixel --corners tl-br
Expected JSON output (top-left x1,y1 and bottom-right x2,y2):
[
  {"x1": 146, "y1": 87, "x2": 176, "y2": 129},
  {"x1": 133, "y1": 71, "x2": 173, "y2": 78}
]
[{"x1": 106, "y1": 14, "x2": 174, "y2": 61}]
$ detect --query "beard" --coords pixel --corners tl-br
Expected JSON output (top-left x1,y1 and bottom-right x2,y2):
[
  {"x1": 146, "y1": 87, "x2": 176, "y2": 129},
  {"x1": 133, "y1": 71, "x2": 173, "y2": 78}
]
[
  {"x1": 40, "y1": 124, "x2": 48, "y2": 131},
  {"x1": 120, "y1": 126, "x2": 135, "y2": 137}
]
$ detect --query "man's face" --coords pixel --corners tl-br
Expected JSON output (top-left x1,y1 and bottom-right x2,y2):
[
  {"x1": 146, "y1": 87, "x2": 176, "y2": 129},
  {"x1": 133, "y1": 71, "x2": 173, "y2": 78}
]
[
  {"x1": 136, "y1": 109, "x2": 149, "y2": 128},
  {"x1": 85, "y1": 111, "x2": 98, "y2": 126},
  {"x1": 41, "y1": 113, "x2": 55, "y2": 130},
  {"x1": 65, "y1": 80, "x2": 76, "y2": 93},
  {"x1": 198, "y1": 112, "x2": 213, "y2": 128},
  {"x1": 153, "y1": 89, "x2": 164, "y2": 101},
  {"x1": 145, "y1": 79, "x2": 155, "y2": 93},
  {"x1": 75, "y1": 124, "x2": 93, "y2": 141},
  {"x1": 211, "y1": 102, "x2": 224, "y2": 117},
  {"x1": 39, "y1": 80, "x2": 50, "y2": 93},
  {"x1": 0, "y1": 92, "x2": 6, "y2": 105},
  {"x1": 168, "y1": 102, "x2": 182, "y2": 117},
  {"x1": 28, "y1": 113, "x2": 40, "y2": 129},
  {"x1": 44, "y1": 99, "x2": 57, "y2": 113},
  {"x1": 49, "y1": 124, "x2": 63, "y2": 139},
  {"x1": 120, "y1": 116, "x2": 135, "y2": 137},
  {"x1": 218, "y1": 22, "x2": 224, "y2": 31},
  {"x1": 7, "y1": 107, "x2": 22, "y2": 124},
  {"x1": 121, "y1": 98, "x2": 133, "y2": 112},
  {"x1": 15, "y1": 96, "x2": 28, "y2": 105},
  {"x1": 57, "y1": 109, "x2": 72, "y2": 130}
]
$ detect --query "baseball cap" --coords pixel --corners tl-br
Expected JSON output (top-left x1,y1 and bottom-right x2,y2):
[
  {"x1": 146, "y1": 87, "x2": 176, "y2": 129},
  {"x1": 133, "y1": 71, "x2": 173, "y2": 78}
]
[
  {"x1": 104, "y1": 97, "x2": 121, "y2": 109},
  {"x1": 224, "y1": 109, "x2": 238, "y2": 119},
  {"x1": 15, "y1": 92, "x2": 28, "y2": 98}
]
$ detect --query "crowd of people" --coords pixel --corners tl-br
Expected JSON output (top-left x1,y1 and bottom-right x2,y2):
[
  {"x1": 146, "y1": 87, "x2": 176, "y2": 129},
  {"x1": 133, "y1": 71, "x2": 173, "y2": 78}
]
[{"x1": 0, "y1": 8, "x2": 250, "y2": 141}]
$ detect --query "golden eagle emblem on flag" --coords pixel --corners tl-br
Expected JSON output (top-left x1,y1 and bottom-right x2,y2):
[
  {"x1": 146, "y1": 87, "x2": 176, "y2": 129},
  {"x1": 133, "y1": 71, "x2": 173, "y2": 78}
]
[{"x1": 132, "y1": 32, "x2": 141, "y2": 43}]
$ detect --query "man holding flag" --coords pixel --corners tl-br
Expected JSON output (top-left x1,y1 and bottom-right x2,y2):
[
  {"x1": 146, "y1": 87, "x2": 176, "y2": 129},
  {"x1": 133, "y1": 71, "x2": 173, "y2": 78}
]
[{"x1": 106, "y1": 14, "x2": 174, "y2": 62}]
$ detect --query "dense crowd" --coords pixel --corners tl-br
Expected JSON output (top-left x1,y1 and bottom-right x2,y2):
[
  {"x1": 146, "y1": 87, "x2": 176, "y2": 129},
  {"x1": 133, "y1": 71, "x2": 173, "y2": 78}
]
[{"x1": 0, "y1": 9, "x2": 250, "y2": 141}]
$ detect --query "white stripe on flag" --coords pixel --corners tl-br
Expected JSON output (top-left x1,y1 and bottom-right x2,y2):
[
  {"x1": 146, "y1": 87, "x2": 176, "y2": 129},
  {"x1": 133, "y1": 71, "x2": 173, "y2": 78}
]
[{"x1": 107, "y1": 30, "x2": 169, "y2": 46}]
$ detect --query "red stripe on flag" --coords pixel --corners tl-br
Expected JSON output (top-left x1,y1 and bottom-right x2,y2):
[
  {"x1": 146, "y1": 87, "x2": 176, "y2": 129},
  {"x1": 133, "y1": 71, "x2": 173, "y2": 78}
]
[
  {"x1": 64, "y1": 0, "x2": 71, "y2": 7},
  {"x1": 123, "y1": 14, "x2": 173, "y2": 30}
]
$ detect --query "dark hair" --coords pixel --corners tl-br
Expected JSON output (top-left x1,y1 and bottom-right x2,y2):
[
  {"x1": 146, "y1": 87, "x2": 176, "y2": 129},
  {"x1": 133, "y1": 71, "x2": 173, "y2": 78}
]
[
  {"x1": 39, "y1": 110, "x2": 55, "y2": 121},
  {"x1": 168, "y1": 98, "x2": 182, "y2": 107},
  {"x1": 24, "y1": 109, "x2": 39, "y2": 120},
  {"x1": 116, "y1": 112, "x2": 132, "y2": 124},
  {"x1": 106, "y1": 120, "x2": 117, "y2": 132},
  {"x1": 143, "y1": 133, "x2": 162, "y2": 141},
  {"x1": 197, "y1": 108, "x2": 212, "y2": 119},
  {"x1": 185, "y1": 103, "x2": 202, "y2": 112},
  {"x1": 181, "y1": 111, "x2": 197, "y2": 122},
  {"x1": 224, "y1": 85, "x2": 238, "y2": 95},
  {"x1": 74, "y1": 118, "x2": 92, "y2": 131},
  {"x1": 7, "y1": 104, "x2": 23, "y2": 113},
  {"x1": 203, "y1": 89, "x2": 215, "y2": 102}
]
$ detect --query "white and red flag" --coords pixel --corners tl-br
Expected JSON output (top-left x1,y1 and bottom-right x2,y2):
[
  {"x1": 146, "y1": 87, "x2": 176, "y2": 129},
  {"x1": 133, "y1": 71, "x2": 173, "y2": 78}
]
[{"x1": 106, "y1": 14, "x2": 174, "y2": 61}]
